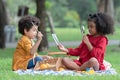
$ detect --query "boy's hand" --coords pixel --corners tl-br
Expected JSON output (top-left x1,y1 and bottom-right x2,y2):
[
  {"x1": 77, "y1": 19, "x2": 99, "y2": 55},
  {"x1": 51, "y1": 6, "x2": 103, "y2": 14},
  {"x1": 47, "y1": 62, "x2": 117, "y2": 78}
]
[{"x1": 37, "y1": 31, "x2": 43, "y2": 40}]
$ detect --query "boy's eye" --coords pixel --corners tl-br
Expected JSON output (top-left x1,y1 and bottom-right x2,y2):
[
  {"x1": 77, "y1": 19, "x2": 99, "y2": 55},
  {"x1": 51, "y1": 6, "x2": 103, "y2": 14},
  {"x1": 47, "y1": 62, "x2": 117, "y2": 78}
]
[{"x1": 32, "y1": 29, "x2": 36, "y2": 32}]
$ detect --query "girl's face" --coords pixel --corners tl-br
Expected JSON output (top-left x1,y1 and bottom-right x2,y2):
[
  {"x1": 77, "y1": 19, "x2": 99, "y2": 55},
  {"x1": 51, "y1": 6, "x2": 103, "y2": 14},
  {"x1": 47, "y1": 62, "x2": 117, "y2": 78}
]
[
  {"x1": 24, "y1": 25, "x2": 38, "y2": 39},
  {"x1": 88, "y1": 21, "x2": 98, "y2": 36}
]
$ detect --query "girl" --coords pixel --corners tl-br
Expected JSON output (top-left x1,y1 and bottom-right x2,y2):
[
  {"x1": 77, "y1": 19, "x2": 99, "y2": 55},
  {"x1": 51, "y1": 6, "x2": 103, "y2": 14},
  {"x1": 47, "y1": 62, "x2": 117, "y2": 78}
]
[
  {"x1": 12, "y1": 15, "x2": 48, "y2": 70},
  {"x1": 58, "y1": 13, "x2": 114, "y2": 71}
]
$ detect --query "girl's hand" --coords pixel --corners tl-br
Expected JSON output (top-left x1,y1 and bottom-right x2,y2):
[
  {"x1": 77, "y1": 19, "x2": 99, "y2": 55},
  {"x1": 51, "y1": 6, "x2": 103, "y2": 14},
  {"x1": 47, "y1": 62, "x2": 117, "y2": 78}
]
[
  {"x1": 57, "y1": 44, "x2": 69, "y2": 53},
  {"x1": 83, "y1": 35, "x2": 93, "y2": 51},
  {"x1": 37, "y1": 31, "x2": 43, "y2": 41},
  {"x1": 82, "y1": 35, "x2": 90, "y2": 45}
]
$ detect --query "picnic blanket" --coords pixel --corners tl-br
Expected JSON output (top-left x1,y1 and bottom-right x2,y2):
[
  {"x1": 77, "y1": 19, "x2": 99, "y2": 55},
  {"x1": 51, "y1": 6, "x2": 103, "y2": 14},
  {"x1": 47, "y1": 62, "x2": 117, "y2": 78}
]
[
  {"x1": 14, "y1": 68, "x2": 117, "y2": 76},
  {"x1": 13, "y1": 59, "x2": 117, "y2": 76}
]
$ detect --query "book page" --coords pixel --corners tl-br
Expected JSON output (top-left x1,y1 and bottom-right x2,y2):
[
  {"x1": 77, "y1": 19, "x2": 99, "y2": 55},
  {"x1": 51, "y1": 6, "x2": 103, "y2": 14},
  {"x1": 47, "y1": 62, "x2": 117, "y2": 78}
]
[{"x1": 52, "y1": 34, "x2": 61, "y2": 45}]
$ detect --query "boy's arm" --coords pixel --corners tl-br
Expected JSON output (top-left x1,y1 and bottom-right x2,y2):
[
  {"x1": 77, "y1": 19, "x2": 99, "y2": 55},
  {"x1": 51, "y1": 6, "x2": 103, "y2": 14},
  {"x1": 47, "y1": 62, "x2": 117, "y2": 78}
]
[{"x1": 30, "y1": 31, "x2": 43, "y2": 54}]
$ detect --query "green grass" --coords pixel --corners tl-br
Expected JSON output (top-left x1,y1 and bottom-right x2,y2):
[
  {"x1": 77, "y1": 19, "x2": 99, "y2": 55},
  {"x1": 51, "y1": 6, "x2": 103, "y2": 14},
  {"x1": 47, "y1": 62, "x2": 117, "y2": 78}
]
[
  {"x1": 0, "y1": 26, "x2": 120, "y2": 79},
  {"x1": 107, "y1": 26, "x2": 120, "y2": 40},
  {"x1": 0, "y1": 45, "x2": 120, "y2": 80},
  {"x1": 47, "y1": 26, "x2": 120, "y2": 42},
  {"x1": 47, "y1": 28, "x2": 82, "y2": 42}
]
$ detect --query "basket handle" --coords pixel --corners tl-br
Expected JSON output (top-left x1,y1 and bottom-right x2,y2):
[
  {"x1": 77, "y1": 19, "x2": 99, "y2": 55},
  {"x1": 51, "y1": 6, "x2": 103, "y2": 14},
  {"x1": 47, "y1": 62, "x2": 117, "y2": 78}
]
[{"x1": 47, "y1": 52, "x2": 66, "y2": 55}]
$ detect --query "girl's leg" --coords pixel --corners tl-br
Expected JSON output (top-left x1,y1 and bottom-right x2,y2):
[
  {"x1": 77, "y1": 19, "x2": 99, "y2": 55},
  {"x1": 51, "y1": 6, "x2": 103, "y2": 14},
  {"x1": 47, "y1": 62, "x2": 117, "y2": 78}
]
[
  {"x1": 27, "y1": 56, "x2": 43, "y2": 69},
  {"x1": 62, "y1": 57, "x2": 80, "y2": 70},
  {"x1": 79, "y1": 57, "x2": 99, "y2": 71},
  {"x1": 62, "y1": 57, "x2": 99, "y2": 71}
]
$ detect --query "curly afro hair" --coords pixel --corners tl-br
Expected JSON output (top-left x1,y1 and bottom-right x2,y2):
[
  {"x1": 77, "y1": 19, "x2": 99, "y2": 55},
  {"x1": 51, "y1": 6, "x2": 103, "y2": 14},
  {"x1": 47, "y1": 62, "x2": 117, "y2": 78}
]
[
  {"x1": 88, "y1": 13, "x2": 114, "y2": 35},
  {"x1": 18, "y1": 15, "x2": 40, "y2": 35}
]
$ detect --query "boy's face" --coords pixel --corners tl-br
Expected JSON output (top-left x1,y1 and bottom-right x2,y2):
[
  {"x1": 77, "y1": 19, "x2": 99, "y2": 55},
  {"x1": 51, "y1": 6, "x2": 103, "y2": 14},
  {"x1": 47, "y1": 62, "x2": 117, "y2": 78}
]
[
  {"x1": 88, "y1": 21, "x2": 98, "y2": 36},
  {"x1": 24, "y1": 25, "x2": 38, "y2": 39}
]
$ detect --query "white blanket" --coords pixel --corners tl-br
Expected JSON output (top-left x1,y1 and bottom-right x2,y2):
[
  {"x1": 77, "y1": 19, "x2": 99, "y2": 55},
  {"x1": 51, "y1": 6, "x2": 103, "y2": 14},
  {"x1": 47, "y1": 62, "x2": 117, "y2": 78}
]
[{"x1": 14, "y1": 68, "x2": 117, "y2": 76}]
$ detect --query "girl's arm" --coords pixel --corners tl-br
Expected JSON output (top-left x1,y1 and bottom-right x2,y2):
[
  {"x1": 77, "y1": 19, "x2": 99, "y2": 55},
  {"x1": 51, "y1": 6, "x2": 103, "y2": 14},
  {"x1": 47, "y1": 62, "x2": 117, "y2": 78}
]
[
  {"x1": 83, "y1": 35, "x2": 107, "y2": 57},
  {"x1": 30, "y1": 31, "x2": 43, "y2": 54},
  {"x1": 83, "y1": 35, "x2": 93, "y2": 51},
  {"x1": 58, "y1": 43, "x2": 83, "y2": 56}
]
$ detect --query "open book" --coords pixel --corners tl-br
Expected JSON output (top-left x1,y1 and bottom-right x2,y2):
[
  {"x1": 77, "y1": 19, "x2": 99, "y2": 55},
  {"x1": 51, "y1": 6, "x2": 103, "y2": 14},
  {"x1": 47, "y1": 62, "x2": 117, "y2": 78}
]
[{"x1": 52, "y1": 33, "x2": 61, "y2": 45}]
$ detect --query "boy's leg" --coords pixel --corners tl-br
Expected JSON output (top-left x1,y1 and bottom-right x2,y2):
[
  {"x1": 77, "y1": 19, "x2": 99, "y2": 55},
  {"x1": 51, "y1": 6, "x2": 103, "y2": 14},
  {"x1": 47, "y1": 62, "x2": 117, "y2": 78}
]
[
  {"x1": 27, "y1": 59, "x2": 34, "y2": 69},
  {"x1": 34, "y1": 56, "x2": 43, "y2": 63},
  {"x1": 27, "y1": 56, "x2": 43, "y2": 69},
  {"x1": 79, "y1": 57, "x2": 99, "y2": 71}
]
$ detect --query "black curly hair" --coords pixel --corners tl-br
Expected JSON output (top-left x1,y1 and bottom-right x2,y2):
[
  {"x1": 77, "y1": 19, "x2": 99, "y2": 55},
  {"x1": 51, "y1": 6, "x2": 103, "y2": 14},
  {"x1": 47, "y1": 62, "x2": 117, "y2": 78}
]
[
  {"x1": 18, "y1": 15, "x2": 40, "y2": 35},
  {"x1": 87, "y1": 13, "x2": 114, "y2": 35}
]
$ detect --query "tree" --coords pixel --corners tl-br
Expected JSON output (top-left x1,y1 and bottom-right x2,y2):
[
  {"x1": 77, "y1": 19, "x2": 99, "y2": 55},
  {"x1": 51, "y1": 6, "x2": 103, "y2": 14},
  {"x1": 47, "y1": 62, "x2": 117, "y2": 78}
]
[
  {"x1": 68, "y1": 0, "x2": 97, "y2": 20},
  {"x1": 97, "y1": 0, "x2": 114, "y2": 18},
  {"x1": 35, "y1": 0, "x2": 48, "y2": 51},
  {"x1": 0, "y1": 0, "x2": 8, "y2": 48}
]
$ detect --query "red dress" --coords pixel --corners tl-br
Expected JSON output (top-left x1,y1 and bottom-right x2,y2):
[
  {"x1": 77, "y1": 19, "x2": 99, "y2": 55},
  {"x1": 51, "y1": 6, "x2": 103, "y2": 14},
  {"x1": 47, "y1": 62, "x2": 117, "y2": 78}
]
[{"x1": 67, "y1": 34, "x2": 108, "y2": 70}]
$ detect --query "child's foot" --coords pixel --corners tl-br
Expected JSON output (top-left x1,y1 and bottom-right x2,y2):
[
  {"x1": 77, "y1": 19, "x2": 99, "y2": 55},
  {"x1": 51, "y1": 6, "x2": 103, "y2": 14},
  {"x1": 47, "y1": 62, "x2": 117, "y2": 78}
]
[{"x1": 34, "y1": 61, "x2": 40, "y2": 70}]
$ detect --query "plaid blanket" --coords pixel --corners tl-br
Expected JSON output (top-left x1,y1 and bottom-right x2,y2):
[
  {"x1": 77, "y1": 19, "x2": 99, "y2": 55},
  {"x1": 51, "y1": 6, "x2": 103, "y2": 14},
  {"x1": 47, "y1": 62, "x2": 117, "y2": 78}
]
[{"x1": 14, "y1": 68, "x2": 117, "y2": 76}]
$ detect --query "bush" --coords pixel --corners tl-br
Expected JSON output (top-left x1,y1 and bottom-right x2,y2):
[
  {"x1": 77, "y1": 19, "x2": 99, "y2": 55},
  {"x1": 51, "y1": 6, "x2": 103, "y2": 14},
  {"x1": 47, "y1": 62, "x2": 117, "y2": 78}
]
[{"x1": 60, "y1": 11, "x2": 80, "y2": 28}]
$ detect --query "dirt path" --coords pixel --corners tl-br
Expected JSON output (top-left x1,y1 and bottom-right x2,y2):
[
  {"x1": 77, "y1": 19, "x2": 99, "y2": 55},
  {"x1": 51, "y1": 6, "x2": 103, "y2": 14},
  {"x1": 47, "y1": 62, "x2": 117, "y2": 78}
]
[{"x1": 6, "y1": 40, "x2": 120, "y2": 48}]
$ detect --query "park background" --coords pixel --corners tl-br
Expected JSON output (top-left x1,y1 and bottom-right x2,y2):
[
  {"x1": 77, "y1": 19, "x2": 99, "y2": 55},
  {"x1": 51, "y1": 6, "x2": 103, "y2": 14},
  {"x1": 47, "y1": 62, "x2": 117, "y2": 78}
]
[{"x1": 0, "y1": 0, "x2": 120, "y2": 80}]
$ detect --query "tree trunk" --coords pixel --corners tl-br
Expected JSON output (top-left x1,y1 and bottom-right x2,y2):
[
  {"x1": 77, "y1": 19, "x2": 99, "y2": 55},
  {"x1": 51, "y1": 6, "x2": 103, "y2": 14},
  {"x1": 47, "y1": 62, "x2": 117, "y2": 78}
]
[
  {"x1": 46, "y1": 11, "x2": 55, "y2": 34},
  {"x1": 97, "y1": 0, "x2": 105, "y2": 13},
  {"x1": 106, "y1": 0, "x2": 114, "y2": 18},
  {"x1": 35, "y1": 0, "x2": 48, "y2": 51},
  {"x1": 96, "y1": 0, "x2": 114, "y2": 18},
  {"x1": 0, "y1": 0, "x2": 8, "y2": 48}
]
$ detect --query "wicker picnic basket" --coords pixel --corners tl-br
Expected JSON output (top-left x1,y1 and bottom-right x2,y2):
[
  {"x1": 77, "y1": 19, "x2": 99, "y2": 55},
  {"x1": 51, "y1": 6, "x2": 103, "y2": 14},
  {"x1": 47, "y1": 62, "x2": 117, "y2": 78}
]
[{"x1": 34, "y1": 58, "x2": 66, "y2": 71}]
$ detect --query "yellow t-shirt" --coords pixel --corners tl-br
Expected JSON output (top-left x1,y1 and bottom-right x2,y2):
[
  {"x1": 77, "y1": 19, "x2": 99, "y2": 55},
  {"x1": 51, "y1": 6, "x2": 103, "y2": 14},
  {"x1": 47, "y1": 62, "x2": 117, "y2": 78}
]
[{"x1": 12, "y1": 35, "x2": 38, "y2": 70}]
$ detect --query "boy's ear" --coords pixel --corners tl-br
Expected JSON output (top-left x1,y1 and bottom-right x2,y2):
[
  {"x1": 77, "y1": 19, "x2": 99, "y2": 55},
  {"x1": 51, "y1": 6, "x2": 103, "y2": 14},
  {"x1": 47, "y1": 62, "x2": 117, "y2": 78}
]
[{"x1": 24, "y1": 28, "x2": 27, "y2": 34}]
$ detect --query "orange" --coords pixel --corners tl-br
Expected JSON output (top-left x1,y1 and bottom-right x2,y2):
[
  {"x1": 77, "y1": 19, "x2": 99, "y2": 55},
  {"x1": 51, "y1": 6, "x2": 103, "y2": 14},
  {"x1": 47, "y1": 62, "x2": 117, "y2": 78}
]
[
  {"x1": 58, "y1": 67, "x2": 65, "y2": 71},
  {"x1": 88, "y1": 69, "x2": 95, "y2": 74},
  {"x1": 40, "y1": 64, "x2": 48, "y2": 69},
  {"x1": 46, "y1": 63, "x2": 50, "y2": 67}
]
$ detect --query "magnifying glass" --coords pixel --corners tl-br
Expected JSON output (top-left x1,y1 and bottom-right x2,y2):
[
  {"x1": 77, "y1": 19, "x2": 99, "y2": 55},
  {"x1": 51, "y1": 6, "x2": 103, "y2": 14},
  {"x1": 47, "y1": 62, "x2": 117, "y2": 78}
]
[{"x1": 80, "y1": 25, "x2": 85, "y2": 36}]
